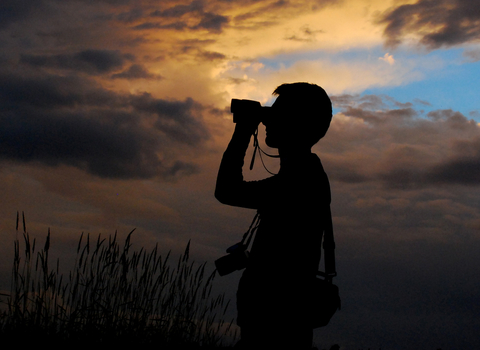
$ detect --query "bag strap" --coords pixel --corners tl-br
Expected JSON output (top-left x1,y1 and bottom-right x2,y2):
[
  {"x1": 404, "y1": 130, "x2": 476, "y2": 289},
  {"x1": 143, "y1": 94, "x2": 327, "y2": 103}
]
[
  {"x1": 318, "y1": 205, "x2": 337, "y2": 281},
  {"x1": 225, "y1": 212, "x2": 260, "y2": 254},
  {"x1": 244, "y1": 212, "x2": 260, "y2": 248}
]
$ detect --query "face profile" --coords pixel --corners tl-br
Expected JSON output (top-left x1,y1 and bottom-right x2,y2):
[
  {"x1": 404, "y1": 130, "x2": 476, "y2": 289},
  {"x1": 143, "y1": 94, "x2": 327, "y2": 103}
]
[{"x1": 262, "y1": 95, "x2": 291, "y2": 149}]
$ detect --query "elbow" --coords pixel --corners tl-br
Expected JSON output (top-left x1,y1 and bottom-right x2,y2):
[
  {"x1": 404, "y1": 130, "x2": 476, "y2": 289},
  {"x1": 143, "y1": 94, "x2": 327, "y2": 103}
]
[
  {"x1": 215, "y1": 182, "x2": 237, "y2": 205},
  {"x1": 214, "y1": 187, "x2": 229, "y2": 205}
]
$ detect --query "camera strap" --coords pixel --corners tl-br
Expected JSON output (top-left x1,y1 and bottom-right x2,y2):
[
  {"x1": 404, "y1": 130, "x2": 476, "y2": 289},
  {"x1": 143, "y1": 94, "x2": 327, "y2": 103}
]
[
  {"x1": 250, "y1": 128, "x2": 280, "y2": 175},
  {"x1": 241, "y1": 211, "x2": 260, "y2": 249},
  {"x1": 225, "y1": 211, "x2": 260, "y2": 255},
  {"x1": 318, "y1": 205, "x2": 337, "y2": 282}
]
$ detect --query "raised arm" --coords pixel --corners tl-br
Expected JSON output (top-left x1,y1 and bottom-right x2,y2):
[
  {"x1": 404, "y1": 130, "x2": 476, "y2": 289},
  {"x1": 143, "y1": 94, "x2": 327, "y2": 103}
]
[{"x1": 215, "y1": 123, "x2": 263, "y2": 209}]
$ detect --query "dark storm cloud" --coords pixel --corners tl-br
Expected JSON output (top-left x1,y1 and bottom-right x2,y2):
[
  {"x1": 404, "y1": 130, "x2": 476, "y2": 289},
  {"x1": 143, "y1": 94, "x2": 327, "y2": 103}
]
[
  {"x1": 425, "y1": 136, "x2": 480, "y2": 185},
  {"x1": 326, "y1": 94, "x2": 480, "y2": 189},
  {"x1": 111, "y1": 64, "x2": 163, "y2": 80},
  {"x1": 0, "y1": 71, "x2": 118, "y2": 108},
  {"x1": 129, "y1": 93, "x2": 209, "y2": 146},
  {"x1": 0, "y1": 71, "x2": 209, "y2": 179},
  {"x1": 115, "y1": 7, "x2": 145, "y2": 23},
  {"x1": 137, "y1": 0, "x2": 229, "y2": 33},
  {"x1": 193, "y1": 12, "x2": 229, "y2": 33},
  {"x1": 1, "y1": 0, "x2": 335, "y2": 37},
  {"x1": 1, "y1": 108, "x2": 160, "y2": 179},
  {"x1": 20, "y1": 50, "x2": 134, "y2": 75},
  {"x1": 0, "y1": 0, "x2": 44, "y2": 30},
  {"x1": 197, "y1": 50, "x2": 226, "y2": 61},
  {"x1": 151, "y1": 0, "x2": 205, "y2": 18},
  {"x1": 379, "y1": 0, "x2": 480, "y2": 49},
  {"x1": 133, "y1": 21, "x2": 189, "y2": 31}
]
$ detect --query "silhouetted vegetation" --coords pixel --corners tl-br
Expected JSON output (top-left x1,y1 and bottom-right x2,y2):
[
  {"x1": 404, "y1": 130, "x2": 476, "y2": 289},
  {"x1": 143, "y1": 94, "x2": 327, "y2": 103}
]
[{"x1": 0, "y1": 213, "x2": 236, "y2": 348}]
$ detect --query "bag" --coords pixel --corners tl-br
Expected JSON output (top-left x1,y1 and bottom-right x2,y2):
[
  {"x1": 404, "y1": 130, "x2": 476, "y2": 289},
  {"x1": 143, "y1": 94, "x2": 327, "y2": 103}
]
[{"x1": 312, "y1": 272, "x2": 341, "y2": 328}]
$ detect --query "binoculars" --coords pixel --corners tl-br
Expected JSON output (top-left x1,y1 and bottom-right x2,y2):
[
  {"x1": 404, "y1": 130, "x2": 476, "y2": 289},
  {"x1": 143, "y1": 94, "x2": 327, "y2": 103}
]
[{"x1": 230, "y1": 98, "x2": 273, "y2": 124}]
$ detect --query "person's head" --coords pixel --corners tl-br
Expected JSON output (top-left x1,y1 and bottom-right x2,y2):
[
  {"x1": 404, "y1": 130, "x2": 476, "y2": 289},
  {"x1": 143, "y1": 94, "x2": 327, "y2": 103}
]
[{"x1": 263, "y1": 82, "x2": 332, "y2": 150}]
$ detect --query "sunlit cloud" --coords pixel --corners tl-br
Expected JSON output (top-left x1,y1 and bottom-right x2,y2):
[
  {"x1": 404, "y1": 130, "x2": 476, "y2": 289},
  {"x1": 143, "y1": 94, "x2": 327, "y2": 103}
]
[
  {"x1": 210, "y1": 0, "x2": 391, "y2": 59},
  {"x1": 379, "y1": 52, "x2": 395, "y2": 65},
  {"x1": 215, "y1": 53, "x2": 422, "y2": 107}
]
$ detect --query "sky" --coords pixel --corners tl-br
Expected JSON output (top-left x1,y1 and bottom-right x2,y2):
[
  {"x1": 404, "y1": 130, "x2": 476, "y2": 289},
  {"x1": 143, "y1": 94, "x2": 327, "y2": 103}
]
[{"x1": 1, "y1": 0, "x2": 480, "y2": 348}]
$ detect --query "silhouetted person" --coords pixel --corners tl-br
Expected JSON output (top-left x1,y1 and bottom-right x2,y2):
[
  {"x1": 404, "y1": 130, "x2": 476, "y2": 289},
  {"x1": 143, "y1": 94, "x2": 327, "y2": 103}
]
[{"x1": 215, "y1": 82, "x2": 333, "y2": 349}]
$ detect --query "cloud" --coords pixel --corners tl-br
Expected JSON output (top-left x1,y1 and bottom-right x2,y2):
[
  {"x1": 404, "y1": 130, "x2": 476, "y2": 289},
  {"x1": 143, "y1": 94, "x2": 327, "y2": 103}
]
[
  {"x1": 20, "y1": 50, "x2": 134, "y2": 75},
  {"x1": 0, "y1": 0, "x2": 44, "y2": 30},
  {"x1": 151, "y1": 0, "x2": 205, "y2": 18},
  {"x1": 115, "y1": 7, "x2": 145, "y2": 23},
  {"x1": 284, "y1": 25, "x2": 325, "y2": 42},
  {"x1": 379, "y1": 0, "x2": 480, "y2": 49},
  {"x1": 219, "y1": 54, "x2": 422, "y2": 104},
  {"x1": 111, "y1": 64, "x2": 163, "y2": 80},
  {"x1": 0, "y1": 71, "x2": 210, "y2": 179},
  {"x1": 379, "y1": 52, "x2": 395, "y2": 65},
  {"x1": 131, "y1": 0, "x2": 347, "y2": 36},
  {"x1": 129, "y1": 92, "x2": 210, "y2": 146},
  {"x1": 197, "y1": 50, "x2": 226, "y2": 61},
  {"x1": 193, "y1": 12, "x2": 229, "y2": 33},
  {"x1": 134, "y1": 0, "x2": 229, "y2": 34},
  {"x1": 322, "y1": 94, "x2": 480, "y2": 189},
  {"x1": 462, "y1": 48, "x2": 480, "y2": 62},
  {"x1": 0, "y1": 71, "x2": 118, "y2": 108},
  {"x1": 174, "y1": 39, "x2": 227, "y2": 61},
  {"x1": 133, "y1": 21, "x2": 188, "y2": 31},
  {"x1": 425, "y1": 134, "x2": 480, "y2": 186}
]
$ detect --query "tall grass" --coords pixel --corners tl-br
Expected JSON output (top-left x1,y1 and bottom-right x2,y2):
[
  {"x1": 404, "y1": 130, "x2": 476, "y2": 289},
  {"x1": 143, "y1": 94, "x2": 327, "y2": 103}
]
[{"x1": 0, "y1": 213, "x2": 236, "y2": 348}]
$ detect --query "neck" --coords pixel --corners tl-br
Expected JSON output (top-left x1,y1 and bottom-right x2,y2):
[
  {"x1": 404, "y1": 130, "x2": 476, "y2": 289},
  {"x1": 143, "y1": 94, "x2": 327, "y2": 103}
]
[{"x1": 278, "y1": 146, "x2": 312, "y2": 167}]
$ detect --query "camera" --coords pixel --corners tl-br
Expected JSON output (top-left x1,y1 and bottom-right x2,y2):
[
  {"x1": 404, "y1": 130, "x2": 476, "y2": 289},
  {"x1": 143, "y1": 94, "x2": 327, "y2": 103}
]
[
  {"x1": 214, "y1": 242, "x2": 250, "y2": 276},
  {"x1": 230, "y1": 98, "x2": 272, "y2": 124}
]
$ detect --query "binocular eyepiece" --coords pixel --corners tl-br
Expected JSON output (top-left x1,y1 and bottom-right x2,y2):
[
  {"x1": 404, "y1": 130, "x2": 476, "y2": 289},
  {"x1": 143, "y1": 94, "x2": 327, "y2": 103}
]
[{"x1": 230, "y1": 98, "x2": 272, "y2": 124}]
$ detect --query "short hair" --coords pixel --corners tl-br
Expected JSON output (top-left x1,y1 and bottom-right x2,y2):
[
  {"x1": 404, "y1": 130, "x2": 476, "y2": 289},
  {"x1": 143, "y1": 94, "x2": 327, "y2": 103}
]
[{"x1": 273, "y1": 82, "x2": 332, "y2": 146}]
